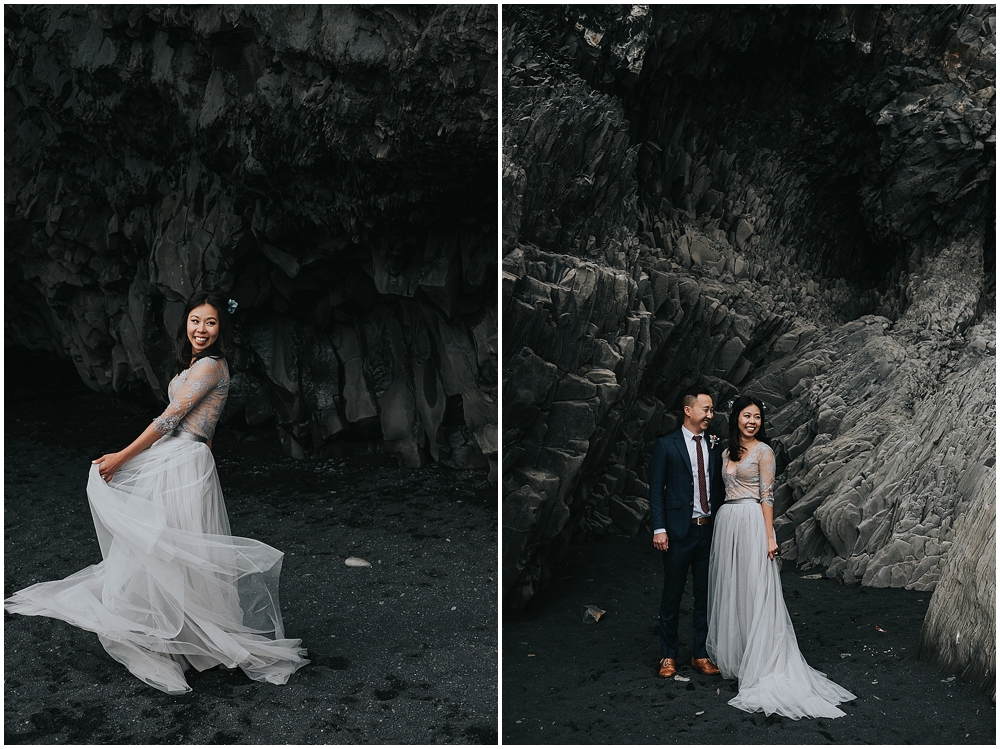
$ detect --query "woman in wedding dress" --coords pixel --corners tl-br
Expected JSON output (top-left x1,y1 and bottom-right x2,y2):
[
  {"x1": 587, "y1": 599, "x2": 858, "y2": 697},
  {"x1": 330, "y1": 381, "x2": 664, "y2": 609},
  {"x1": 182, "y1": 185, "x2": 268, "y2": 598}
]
[
  {"x1": 5, "y1": 291, "x2": 309, "y2": 695},
  {"x1": 706, "y1": 395, "x2": 855, "y2": 719}
]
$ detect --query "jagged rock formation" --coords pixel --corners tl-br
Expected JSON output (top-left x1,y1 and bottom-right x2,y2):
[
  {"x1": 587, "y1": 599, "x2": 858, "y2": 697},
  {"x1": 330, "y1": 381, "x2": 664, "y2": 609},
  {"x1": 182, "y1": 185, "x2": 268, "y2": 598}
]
[
  {"x1": 502, "y1": 5, "x2": 994, "y2": 688},
  {"x1": 919, "y1": 466, "x2": 995, "y2": 696},
  {"x1": 5, "y1": 5, "x2": 497, "y2": 476}
]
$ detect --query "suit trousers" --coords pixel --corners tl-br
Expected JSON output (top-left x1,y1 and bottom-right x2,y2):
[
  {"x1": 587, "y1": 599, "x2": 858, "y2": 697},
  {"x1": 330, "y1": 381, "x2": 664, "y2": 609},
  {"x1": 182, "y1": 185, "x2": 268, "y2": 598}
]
[{"x1": 659, "y1": 522, "x2": 712, "y2": 659}]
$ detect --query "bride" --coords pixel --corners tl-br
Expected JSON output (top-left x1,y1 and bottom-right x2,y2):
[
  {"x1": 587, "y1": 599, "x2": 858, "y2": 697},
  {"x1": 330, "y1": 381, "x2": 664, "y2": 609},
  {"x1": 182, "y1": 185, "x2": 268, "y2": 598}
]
[
  {"x1": 707, "y1": 395, "x2": 855, "y2": 719},
  {"x1": 5, "y1": 291, "x2": 309, "y2": 695}
]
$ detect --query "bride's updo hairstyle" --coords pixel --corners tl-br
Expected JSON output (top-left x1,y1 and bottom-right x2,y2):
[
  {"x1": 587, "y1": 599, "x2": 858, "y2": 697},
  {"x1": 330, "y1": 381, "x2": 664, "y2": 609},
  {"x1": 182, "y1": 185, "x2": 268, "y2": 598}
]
[
  {"x1": 174, "y1": 290, "x2": 233, "y2": 372},
  {"x1": 727, "y1": 394, "x2": 771, "y2": 462}
]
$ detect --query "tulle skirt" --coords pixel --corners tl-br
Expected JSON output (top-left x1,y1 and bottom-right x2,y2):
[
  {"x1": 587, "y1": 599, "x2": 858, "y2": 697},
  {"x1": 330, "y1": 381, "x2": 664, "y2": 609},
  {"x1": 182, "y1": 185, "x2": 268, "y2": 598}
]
[
  {"x1": 707, "y1": 500, "x2": 855, "y2": 719},
  {"x1": 4, "y1": 435, "x2": 309, "y2": 695}
]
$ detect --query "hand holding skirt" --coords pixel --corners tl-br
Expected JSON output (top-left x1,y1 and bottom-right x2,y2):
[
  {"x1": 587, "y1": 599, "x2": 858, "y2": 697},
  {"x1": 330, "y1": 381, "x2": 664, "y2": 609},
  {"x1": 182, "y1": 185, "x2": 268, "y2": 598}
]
[{"x1": 5, "y1": 436, "x2": 308, "y2": 695}]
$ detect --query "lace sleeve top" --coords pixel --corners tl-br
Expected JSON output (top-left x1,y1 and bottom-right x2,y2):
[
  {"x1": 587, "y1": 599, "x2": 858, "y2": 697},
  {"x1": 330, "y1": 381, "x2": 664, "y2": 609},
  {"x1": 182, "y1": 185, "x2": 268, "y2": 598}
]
[
  {"x1": 721, "y1": 442, "x2": 776, "y2": 506},
  {"x1": 152, "y1": 356, "x2": 230, "y2": 440}
]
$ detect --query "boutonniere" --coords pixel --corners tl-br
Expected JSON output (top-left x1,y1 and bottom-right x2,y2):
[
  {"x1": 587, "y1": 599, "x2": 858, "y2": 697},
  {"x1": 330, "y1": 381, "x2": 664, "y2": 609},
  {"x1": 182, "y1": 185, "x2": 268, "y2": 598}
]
[{"x1": 708, "y1": 435, "x2": 719, "y2": 449}]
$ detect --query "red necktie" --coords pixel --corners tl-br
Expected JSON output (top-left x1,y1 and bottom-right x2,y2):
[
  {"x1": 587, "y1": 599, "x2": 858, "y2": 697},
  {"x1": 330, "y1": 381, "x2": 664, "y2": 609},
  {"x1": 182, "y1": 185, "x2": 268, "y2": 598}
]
[{"x1": 693, "y1": 435, "x2": 709, "y2": 514}]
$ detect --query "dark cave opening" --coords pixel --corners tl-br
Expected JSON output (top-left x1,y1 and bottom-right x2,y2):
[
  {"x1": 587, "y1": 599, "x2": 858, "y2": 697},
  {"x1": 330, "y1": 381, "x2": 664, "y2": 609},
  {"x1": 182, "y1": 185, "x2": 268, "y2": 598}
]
[
  {"x1": 787, "y1": 169, "x2": 898, "y2": 290},
  {"x1": 209, "y1": 26, "x2": 257, "y2": 71},
  {"x1": 619, "y1": 6, "x2": 906, "y2": 302},
  {"x1": 512, "y1": 3, "x2": 933, "y2": 318}
]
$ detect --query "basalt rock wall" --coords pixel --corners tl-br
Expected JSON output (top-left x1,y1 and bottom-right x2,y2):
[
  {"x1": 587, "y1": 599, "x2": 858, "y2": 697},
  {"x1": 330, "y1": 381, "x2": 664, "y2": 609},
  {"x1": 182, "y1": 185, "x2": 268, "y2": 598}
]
[
  {"x1": 502, "y1": 5, "x2": 994, "y2": 687},
  {"x1": 918, "y1": 464, "x2": 995, "y2": 696},
  {"x1": 5, "y1": 5, "x2": 497, "y2": 475}
]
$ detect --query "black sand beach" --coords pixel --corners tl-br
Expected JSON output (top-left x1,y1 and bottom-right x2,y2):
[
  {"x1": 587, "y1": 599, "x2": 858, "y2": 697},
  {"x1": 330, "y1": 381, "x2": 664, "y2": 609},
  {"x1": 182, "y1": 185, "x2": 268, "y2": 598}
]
[
  {"x1": 4, "y1": 350, "x2": 497, "y2": 744},
  {"x1": 503, "y1": 533, "x2": 994, "y2": 744}
]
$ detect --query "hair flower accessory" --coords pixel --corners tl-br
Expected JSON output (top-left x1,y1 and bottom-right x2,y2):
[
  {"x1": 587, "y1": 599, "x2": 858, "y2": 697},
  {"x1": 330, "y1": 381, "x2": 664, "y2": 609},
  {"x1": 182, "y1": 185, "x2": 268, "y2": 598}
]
[
  {"x1": 227, "y1": 298, "x2": 238, "y2": 314},
  {"x1": 708, "y1": 435, "x2": 719, "y2": 449}
]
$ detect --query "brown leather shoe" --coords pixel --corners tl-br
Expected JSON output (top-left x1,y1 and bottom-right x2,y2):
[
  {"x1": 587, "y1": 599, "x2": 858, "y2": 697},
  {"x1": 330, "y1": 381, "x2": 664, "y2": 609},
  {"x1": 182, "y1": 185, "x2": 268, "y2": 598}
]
[
  {"x1": 658, "y1": 658, "x2": 677, "y2": 678},
  {"x1": 690, "y1": 657, "x2": 720, "y2": 675}
]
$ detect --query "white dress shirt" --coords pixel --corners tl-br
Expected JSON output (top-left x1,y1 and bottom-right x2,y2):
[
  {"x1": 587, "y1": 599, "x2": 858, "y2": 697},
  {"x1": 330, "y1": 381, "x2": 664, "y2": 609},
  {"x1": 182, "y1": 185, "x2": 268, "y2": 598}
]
[{"x1": 653, "y1": 426, "x2": 712, "y2": 535}]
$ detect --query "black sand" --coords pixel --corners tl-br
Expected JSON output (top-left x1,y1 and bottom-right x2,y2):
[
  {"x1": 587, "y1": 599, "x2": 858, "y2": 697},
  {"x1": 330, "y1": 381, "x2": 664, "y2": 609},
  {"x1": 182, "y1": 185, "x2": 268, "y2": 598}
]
[
  {"x1": 503, "y1": 533, "x2": 994, "y2": 744},
  {"x1": 4, "y1": 351, "x2": 497, "y2": 744}
]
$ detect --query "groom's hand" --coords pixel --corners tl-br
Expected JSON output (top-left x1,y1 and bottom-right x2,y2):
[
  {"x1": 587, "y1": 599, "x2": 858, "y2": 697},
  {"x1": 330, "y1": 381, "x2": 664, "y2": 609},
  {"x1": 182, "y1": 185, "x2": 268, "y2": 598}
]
[{"x1": 653, "y1": 532, "x2": 669, "y2": 551}]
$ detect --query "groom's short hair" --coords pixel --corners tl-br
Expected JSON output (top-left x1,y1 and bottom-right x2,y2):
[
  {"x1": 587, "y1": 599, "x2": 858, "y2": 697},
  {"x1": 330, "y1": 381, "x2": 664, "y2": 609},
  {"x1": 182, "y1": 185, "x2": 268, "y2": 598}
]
[{"x1": 681, "y1": 388, "x2": 714, "y2": 408}]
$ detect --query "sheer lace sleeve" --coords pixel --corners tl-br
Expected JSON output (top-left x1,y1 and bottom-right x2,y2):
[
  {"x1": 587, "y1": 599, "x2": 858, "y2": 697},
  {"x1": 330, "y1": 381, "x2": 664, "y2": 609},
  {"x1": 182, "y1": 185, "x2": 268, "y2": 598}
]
[
  {"x1": 758, "y1": 444, "x2": 776, "y2": 506},
  {"x1": 152, "y1": 358, "x2": 223, "y2": 434}
]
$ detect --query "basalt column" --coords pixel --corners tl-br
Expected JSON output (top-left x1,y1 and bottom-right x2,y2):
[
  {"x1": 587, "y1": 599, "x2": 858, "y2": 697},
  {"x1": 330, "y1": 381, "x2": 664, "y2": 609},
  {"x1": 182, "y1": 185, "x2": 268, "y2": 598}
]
[
  {"x1": 5, "y1": 5, "x2": 498, "y2": 477},
  {"x1": 502, "y1": 5, "x2": 994, "y2": 690}
]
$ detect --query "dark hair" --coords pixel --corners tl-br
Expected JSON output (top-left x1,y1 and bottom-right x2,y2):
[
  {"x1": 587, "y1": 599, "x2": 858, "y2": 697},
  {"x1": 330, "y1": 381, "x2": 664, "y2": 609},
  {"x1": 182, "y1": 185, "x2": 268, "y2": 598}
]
[
  {"x1": 174, "y1": 291, "x2": 232, "y2": 372},
  {"x1": 681, "y1": 387, "x2": 714, "y2": 409},
  {"x1": 727, "y1": 394, "x2": 770, "y2": 461}
]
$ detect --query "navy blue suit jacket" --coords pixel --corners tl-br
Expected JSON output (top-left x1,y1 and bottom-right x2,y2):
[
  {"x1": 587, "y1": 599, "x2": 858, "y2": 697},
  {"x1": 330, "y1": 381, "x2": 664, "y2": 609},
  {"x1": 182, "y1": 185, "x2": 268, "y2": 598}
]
[{"x1": 647, "y1": 429, "x2": 726, "y2": 541}]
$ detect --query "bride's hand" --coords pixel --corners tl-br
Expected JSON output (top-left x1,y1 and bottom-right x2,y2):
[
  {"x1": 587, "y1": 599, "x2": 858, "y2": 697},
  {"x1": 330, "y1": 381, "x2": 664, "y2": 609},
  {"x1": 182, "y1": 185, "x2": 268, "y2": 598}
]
[
  {"x1": 92, "y1": 452, "x2": 125, "y2": 483},
  {"x1": 767, "y1": 536, "x2": 779, "y2": 560}
]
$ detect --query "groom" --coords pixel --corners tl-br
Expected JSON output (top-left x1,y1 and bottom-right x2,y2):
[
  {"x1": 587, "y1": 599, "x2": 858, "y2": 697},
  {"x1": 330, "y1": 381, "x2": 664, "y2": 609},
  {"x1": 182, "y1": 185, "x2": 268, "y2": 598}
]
[{"x1": 648, "y1": 388, "x2": 724, "y2": 678}]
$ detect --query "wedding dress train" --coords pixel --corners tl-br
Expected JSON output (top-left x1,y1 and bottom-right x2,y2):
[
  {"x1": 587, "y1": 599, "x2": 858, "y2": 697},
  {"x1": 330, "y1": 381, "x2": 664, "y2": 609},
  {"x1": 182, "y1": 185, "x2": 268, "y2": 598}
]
[{"x1": 707, "y1": 442, "x2": 855, "y2": 719}]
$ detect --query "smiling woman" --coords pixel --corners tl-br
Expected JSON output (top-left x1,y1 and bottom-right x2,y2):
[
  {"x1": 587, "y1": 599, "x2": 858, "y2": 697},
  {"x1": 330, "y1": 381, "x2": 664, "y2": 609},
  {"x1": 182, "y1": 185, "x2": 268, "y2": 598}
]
[
  {"x1": 5, "y1": 290, "x2": 309, "y2": 695},
  {"x1": 186, "y1": 305, "x2": 219, "y2": 356},
  {"x1": 176, "y1": 291, "x2": 231, "y2": 369}
]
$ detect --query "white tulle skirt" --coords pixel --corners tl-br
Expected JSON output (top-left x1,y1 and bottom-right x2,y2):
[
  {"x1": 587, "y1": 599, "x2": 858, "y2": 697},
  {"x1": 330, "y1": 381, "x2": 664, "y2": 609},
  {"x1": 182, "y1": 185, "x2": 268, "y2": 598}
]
[
  {"x1": 4, "y1": 435, "x2": 309, "y2": 695},
  {"x1": 707, "y1": 500, "x2": 855, "y2": 719}
]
